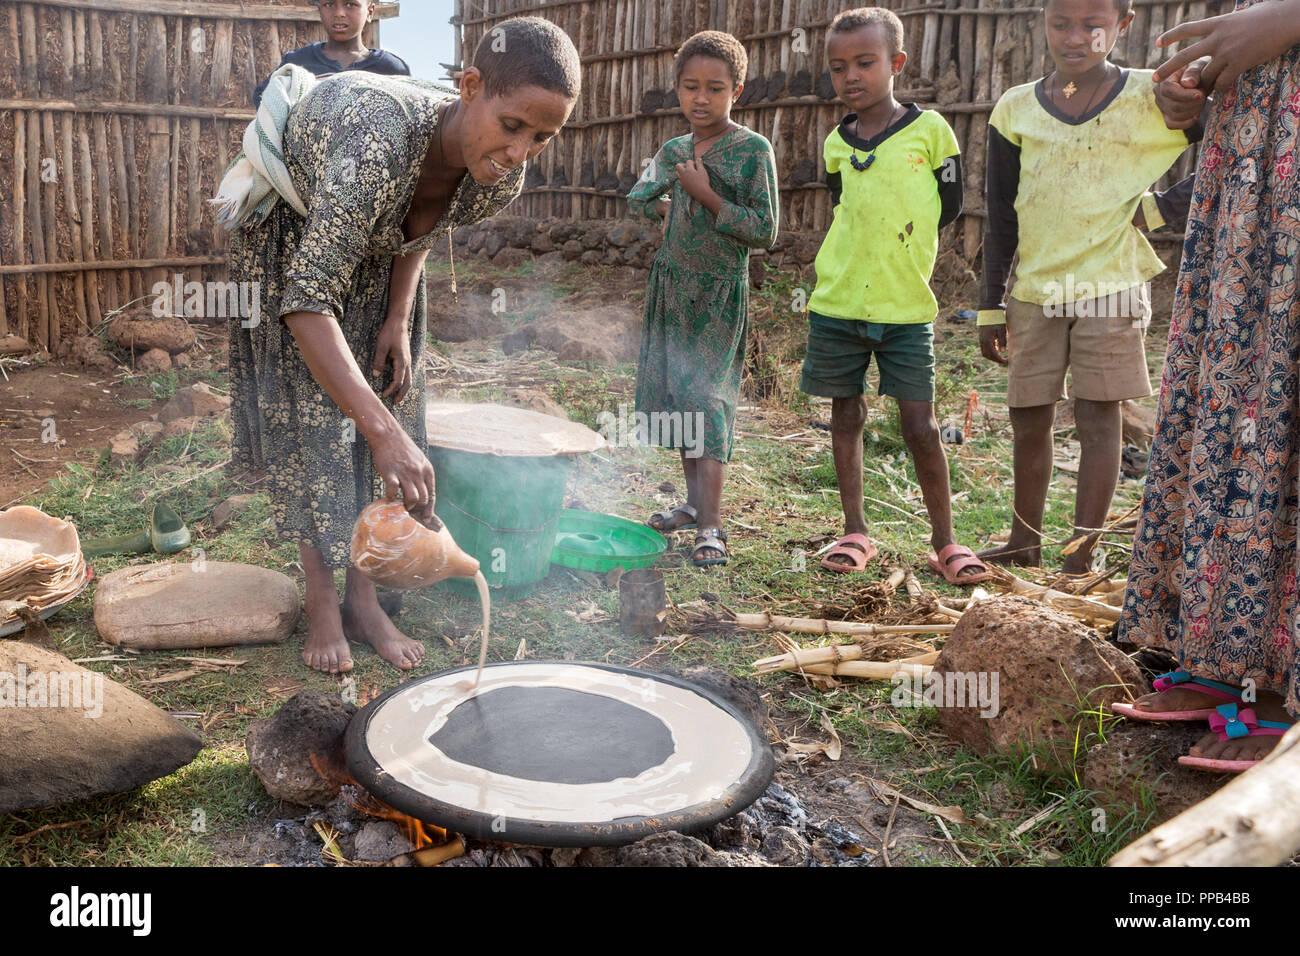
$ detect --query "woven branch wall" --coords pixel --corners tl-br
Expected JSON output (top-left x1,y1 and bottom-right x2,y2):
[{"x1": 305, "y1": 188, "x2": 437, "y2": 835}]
[
  {"x1": 454, "y1": 0, "x2": 1228, "y2": 250},
  {"x1": 0, "y1": 0, "x2": 398, "y2": 350}
]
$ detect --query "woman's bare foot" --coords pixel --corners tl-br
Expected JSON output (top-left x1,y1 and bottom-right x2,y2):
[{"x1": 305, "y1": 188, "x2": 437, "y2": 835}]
[
  {"x1": 978, "y1": 540, "x2": 1041, "y2": 567},
  {"x1": 1187, "y1": 691, "x2": 1293, "y2": 764},
  {"x1": 301, "y1": 545, "x2": 353, "y2": 674},
  {"x1": 342, "y1": 569, "x2": 425, "y2": 670},
  {"x1": 1125, "y1": 686, "x2": 1230, "y2": 715}
]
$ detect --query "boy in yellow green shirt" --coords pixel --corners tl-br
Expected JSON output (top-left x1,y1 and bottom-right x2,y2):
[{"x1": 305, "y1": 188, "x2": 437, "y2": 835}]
[{"x1": 800, "y1": 8, "x2": 990, "y2": 583}]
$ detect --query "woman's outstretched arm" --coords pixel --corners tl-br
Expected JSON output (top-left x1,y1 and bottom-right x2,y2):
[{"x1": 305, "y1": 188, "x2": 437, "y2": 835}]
[{"x1": 283, "y1": 310, "x2": 436, "y2": 519}]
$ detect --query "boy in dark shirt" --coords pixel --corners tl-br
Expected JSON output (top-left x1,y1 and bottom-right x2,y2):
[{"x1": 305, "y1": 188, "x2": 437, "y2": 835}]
[{"x1": 253, "y1": 0, "x2": 409, "y2": 106}]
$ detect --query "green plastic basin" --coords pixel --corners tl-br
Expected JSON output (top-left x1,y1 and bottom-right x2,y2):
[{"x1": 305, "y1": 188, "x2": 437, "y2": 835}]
[{"x1": 551, "y1": 509, "x2": 667, "y2": 573}]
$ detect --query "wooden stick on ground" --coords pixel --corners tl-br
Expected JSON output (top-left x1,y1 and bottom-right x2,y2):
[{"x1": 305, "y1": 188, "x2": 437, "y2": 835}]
[
  {"x1": 753, "y1": 645, "x2": 938, "y2": 674},
  {"x1": 1110, "y1": 723, "x2": 1300, "y2": 867},
  {"x1": 732, "y1": 610, "x2": 955, "y2": 637},
  {"x1": 990, "y1": 568, "x2": 1121, "y2": 623}
]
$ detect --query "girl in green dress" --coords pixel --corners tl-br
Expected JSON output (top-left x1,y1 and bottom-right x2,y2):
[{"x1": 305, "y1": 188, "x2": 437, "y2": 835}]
[
  {"x1": 227, "y1": 18, "x2": 579, "y2": 673},
  {"x1": 628, "y1": 31, "x2": 780, "y2": 567}
]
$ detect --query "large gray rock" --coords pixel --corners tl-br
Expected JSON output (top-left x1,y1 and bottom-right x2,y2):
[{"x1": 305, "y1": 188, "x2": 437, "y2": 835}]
[
  {"x1": 245, "y1": 691, "x2": 356, "y2": 807},
  {"x1": 0, "y1": 641, "x2": 202, "y2": 812}
]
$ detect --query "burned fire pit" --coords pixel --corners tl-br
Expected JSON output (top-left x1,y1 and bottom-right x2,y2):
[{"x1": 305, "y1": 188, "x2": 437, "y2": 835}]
[{"x1": 345, "y1": 661, "x2": 774, "y2": 847}]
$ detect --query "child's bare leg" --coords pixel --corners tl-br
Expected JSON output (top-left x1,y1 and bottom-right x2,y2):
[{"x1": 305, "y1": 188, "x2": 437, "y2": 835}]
[
  {"x1": 691, "y1": 456, "x2": 727, "y2": 560},
  {"x1": 898, "y1": 400, "x2": 971, "y2": 570},
  {"x1": 300, "y1": 543, "x2": 352, "y2": 674},
  {"x1": 980, "y1": 403, "x2": 1055, "y2": 567},
  {"x1": 341, "y1": 567, "x2": 426, "y2": 670},
  {"x1": 1063, "y1": 397, "x2": 1122, "y2": 574},
  {"x1": 826, "y1": 395, "x2": 870, "y2": 567}
]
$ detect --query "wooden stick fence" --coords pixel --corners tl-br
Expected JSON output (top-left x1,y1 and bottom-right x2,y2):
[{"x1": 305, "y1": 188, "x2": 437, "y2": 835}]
[
  {"x1": 0, "y1": 1, "x2": 398, "y2": 350},
  {"x1": 454, "y1": 0, "x2": 1225, "y2": 248}
]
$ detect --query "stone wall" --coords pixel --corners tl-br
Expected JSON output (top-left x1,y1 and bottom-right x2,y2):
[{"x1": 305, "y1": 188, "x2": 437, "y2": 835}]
[{"x1": 442, "y1": 217, "x2": 823, "y2": 278}]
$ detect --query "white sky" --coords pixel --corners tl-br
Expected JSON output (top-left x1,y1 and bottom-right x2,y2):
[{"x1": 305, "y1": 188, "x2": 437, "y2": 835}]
[{"x1": 379, "y1": 0, "x2": 460, "y2": 81}]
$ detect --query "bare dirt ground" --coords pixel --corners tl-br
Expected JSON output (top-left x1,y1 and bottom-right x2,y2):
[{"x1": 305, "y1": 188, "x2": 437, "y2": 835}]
[{"x1": 0, "y1": 364, "x2": 164, "y2": 508}]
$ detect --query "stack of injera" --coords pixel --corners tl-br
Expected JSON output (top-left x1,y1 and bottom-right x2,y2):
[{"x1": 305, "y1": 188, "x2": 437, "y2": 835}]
[{"x1": 0, "y1": 506, "x2": 88, "y2": 629}]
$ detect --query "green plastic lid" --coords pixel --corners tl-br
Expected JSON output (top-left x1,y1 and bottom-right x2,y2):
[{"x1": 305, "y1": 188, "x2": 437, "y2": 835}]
[{"x1": 551, "y1": 509, "x2": 667, "y2": 573}]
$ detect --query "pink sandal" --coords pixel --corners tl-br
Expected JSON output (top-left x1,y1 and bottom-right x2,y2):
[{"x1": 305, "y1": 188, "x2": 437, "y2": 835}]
[
  {"x1": 1110, "y1": 669, "x2": 1248, "y2": 722},
  {"x1": 1177, "y1": 703, "x2": 1294, "y2": 773},
  {"x1": 927, "y1": 543, "x2": 993, "y2": 585},
  {"x1": 819, "y1": 533, "x2": 877, "y2": 573}
]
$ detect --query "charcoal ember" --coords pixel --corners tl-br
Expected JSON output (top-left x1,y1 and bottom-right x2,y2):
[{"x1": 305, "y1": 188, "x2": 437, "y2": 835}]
[
  {"x1": 760, "y1": 825, "x2": 810, "y2": 866},
  {"x1": 705, "y1": 807, "x2": 761, "y2": 852},
  {"x1": 353, "y1": 821, "x2": 414, "y2": 862},
  {"x1": 752, "y1": 781, "x2": 810, "y2": 832}
]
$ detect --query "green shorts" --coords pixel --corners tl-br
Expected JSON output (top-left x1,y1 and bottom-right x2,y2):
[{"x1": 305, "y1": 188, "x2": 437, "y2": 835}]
[{"x1": 799, "y1": 312, "x2": 936, "y2": 403}]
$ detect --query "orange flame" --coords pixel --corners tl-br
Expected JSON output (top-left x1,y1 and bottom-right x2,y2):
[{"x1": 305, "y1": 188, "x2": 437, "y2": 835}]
[{"x1": 309, "y1": 750, "x2": 447, "y2": 852}]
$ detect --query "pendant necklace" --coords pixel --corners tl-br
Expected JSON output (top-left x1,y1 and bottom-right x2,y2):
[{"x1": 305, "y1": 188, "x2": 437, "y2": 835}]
[
  {"x1": 436, "y1": 100, "x2": 459, "y2": 304},
  {"x1": 849, "y1": 105, "x2": 903, "y2": 172}
]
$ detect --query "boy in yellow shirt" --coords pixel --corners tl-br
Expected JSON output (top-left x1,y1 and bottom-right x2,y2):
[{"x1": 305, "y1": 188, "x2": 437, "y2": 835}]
[
  {"x1": 977, "y1": 0, "x2": 1198, "y2": 574},
  {"x1": 801, "y1": 8, "x2": 989, "y2": 583}
]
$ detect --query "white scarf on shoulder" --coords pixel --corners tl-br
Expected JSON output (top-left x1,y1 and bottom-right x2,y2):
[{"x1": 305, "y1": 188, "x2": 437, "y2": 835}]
[{"x1": 210, "y1": 64, "x2": 318, "y2": 228}]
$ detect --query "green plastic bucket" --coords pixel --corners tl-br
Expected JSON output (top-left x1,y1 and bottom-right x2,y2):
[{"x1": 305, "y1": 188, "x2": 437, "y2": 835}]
[{"x1": 429, "y1": 446, "x2": 572, "y2": 598}]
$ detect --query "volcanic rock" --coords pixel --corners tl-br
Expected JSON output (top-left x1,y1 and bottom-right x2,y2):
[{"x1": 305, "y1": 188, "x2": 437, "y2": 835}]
[
  {"x1": 932, "y1": 596, "x2": 1146, "y2": 773},
  {"x1": 245, "y1": 691, "x2": 356, "y2": 807},
  {"x1": 0, "y1": 641, "x2": 202, "y2": 812},
  {"x1": 1084, "y1": 721, "x2": 1224, "y2": 824},
  {"x1": 56, "y1": 335, "x2": 116, "y2": 371},
  {"x1": 136, "y1": 347, "x2": 172, "y2": 372}
]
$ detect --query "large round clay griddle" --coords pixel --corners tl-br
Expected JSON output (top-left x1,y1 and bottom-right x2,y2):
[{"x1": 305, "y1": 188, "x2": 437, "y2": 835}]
[
  {"x1": 345, "y1": 661, "x2": 774, "y2": 846},
  {"x1": 424, "y1": 401, "x2": 605, "y2": 457}
]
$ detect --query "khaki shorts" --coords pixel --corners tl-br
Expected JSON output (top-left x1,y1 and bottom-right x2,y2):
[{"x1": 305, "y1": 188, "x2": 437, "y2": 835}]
[{"x1": 1005, "y1": 284, "x2": 1153, "y2": 408}]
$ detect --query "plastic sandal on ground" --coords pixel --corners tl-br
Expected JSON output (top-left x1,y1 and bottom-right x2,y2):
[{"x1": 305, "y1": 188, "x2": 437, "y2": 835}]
[
  {"x1": 1177, "y1": 703, "x2": 1294, "y2": 773},
  {"x1": 819, "y1": 533, "x2": 877, "y2": 573},
  {"x1": 1111, "y1": 669, "x2": 1249, "y2": 722},
  {"x1": 927, "y1": 543, "x2": 993, "y2": 585},
  {"x1": 691, "y1": 527, "x2": 728, "y2": 567},
  {"x1": 646, "y1": 503, "x2": 698, "y2": 532}
]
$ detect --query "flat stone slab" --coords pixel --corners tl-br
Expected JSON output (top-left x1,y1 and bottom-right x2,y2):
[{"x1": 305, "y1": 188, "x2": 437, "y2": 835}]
[
  {"x1": 94, "y1": 561, "x2": 300, "y2": 649},
  {"x1": 0, "y1": 640, "x2": 202, "y2": 813}
]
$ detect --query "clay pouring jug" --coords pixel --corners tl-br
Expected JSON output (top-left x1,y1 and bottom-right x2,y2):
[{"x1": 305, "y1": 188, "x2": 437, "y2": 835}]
[
  {"x1": 351, "y1": 500, "x2": 492, "y2": 687},
  {"x1": 351, "y1": 499, "x2": 478, "y2": 588}
]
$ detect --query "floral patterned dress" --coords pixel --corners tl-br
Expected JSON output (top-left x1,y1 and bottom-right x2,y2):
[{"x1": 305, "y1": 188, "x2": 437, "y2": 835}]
[
  {"x1": 627, "y1": 126, "x2": 779, "y2": 462},
  {"x1": 228, "y1": 72, "x2": 523, "y2": 566},
  {"x1": 1121, "y1": 9, "x2": 1300, "y2": 718}
]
